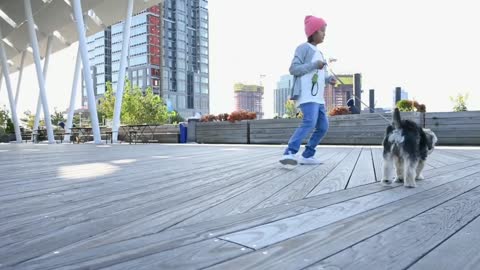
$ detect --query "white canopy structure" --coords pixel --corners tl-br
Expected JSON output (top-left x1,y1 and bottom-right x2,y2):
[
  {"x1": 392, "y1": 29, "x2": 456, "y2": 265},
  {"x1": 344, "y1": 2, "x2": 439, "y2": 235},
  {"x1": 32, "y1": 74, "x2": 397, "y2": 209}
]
[{"x1": 0, "y1": 0, "x2": 162, "y2": 144}]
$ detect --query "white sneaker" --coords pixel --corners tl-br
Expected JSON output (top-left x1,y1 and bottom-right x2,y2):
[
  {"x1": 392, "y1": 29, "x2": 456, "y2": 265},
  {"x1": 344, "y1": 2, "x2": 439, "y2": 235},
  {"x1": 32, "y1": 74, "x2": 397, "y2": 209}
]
[
  {"x1": 299, "y1": 156, "x2": 321, "y2": 165},
  {"x1": 280, "y1": 152, "x2": 298, "y2": 166}
]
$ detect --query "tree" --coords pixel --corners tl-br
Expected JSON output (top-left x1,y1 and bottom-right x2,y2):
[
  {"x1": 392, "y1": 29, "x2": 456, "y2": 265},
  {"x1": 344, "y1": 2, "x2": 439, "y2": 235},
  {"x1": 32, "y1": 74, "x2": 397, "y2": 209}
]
[
  {"x1": 98, "y1": 81, "x2": 116, "y2": 120},
  {"x1": 168, "y1": 110, "x2": 185, "y2": 124},
  {"x1": 284, "y1": 100, "x2": 298, "y2": 118},
  {"x1": 51, "y1": 108, "x2": 66, "y2": 126},
  {"x1": 5, "y1": 118, "x2": 14, "y2": 134},
  {"x1": 98, "y1": 79, "x2": 169, "y2": 125},
  {"x1": 20, "y1": 111, "x2": 44, "y2": 130},
  {"x1": 73, "y1": 114, "x2": 81, "y2": 127},
  {"x1": 140, "y1": 87, "x2": 168, "y2": 124},
  {"x1": 450, "y1": 93, "x2": 469, "y2": 112},
  {"x1": 0, "y1": 106, "x2": 9, "y2": 128}
]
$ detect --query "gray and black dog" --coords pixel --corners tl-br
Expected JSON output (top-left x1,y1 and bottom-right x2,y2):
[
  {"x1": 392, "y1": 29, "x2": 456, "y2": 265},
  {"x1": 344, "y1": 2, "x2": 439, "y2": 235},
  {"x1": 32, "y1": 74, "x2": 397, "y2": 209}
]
[{"x1": 382, "y1": 108, "x2": 437, "y2": 188}]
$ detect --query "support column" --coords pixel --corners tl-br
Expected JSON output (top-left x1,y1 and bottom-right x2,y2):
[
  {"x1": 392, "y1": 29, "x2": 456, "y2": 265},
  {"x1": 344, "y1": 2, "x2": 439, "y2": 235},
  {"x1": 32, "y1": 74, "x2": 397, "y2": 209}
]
[
  {"x1": 369, "y1": 89, "x2": 375, "y2": 113},
  {"x1": 72, "y1": 0, "x2": 102, "y2": 144},
  {"x1": 64, "y1": 47, "x2": 81, "y2": 143},
  {"x1": 0, "y1": 29, "x2": 22, "y2": 142},
  {"x1": 112, "y1": 0, "x2": 134, "y2": 143},
  {"x1": 33, "y1": 35, "x2": 53, "y2": 132},
  {"x1": 14, "y1": 50, "x2": 26, "y2": 106},
  {"x1": 0, "y1": 69, "x2": 3, "y2": 96},
  {"x1": 24, "y1": 0, "x2": 55, "y2": 143},
  {"x1": 353, "y1": 73, "x2": 362, "y2": 114},
  {"x1": 395, "y1": 87, "x2": 402, "y2": 105}
]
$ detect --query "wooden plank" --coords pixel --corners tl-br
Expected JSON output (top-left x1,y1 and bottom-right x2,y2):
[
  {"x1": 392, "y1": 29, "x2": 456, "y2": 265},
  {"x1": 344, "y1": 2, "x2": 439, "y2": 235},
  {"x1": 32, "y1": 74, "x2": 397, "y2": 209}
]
[
  {"x1": 251, "y1": 149, "x2": 350, "y2": 210},
  {"x1": 0, "y1": 153, "x2": 280, "y2": 250},
  {"x1": 441, "y1": 149, "x2": 480, "y2": 159},
  {"x1": 0, "y1": 163, "x2": 281, "y2": 265},
  {"x1": 346, "y1": 147, "x2": 376, "y2": 188},
  {"x1": 0, "y1": 155, "x2": 276, "y2": 236},
  {"x1": 307, "y1": 148, "x2": 362, "y2": 196},
  {"x1": 0, "y1": 148, "x2": 265, "y2": 202},
  {"x1": 13, "y1": 238, "x2": 250, "y2": 270},
  {"x1": 433, "y1": 137, "x2": 480, "y2": 146},
  {"x1": 408, "y1": 215, "x2": 480, "y2": 270},
  {"x1": 425, "y1": 111, "x2": 480, "y2": 118},
  {"x1": 21, "y1": 158, "x2": 467, "y2": 269},
  {"x1": 205, "y1": 171, "x2": 480, "y2": 270},
  {"x1": 219, "y1": 165, "x2": 480, "y2": 249},
  {"x1": 172, "y1": 161, "x2": 322, "y2": 227},
  {"x1": 425, "y1": 157, "x2": 447, "y2": 168},
  {"x1": 93, "y1": 239, "x2": 250, "y2": 270},
  {"x1": 428, "y1": 150, "x2": 469, "y2": 164},
  {"x1": 308, "y1": 186, "x2": 480, "y2": 270},
  {"x1": 15, "y1": 205, "x2": 316, "y2": 270}
]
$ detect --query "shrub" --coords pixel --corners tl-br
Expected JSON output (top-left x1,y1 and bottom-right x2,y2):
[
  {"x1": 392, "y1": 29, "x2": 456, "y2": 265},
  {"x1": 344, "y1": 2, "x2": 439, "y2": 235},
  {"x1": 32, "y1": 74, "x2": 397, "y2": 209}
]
[
  {"x1": 200, "y1": 114, "x2": 218, "y2": 122},
  {"x1": 217, "y1": 113, "x2": 229, "y2": 121},
  {"x1": 328, "y1": 106, "x2": 350, "y2": 116},
  {"x1": 396, "y1": 100, "x2": 426, "y2": 112},
  {"x1": 228, "y1": 110, "x2": 256, "y2": 122}
]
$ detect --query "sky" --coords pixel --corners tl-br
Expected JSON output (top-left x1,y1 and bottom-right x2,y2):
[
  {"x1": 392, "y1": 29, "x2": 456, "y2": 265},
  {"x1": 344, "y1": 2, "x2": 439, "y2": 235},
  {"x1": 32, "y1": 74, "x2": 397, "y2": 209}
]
[{"x1": 1, "y1": 0, "x2": 479, "y2": 119}]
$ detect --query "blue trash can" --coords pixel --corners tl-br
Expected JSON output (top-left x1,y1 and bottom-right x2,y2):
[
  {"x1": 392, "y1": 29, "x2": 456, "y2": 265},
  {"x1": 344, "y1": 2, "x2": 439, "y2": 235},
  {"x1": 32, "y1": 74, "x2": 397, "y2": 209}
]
[{"x1": 179, "y1": 123, "x2": 187, "y2": 143}]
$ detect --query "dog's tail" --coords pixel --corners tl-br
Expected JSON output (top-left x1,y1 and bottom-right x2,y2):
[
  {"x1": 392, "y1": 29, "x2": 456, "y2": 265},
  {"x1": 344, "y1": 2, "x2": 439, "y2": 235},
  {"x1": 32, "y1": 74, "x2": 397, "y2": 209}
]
[{"x1": 393, "y1": 108, "x2": 402, "y2": 129}]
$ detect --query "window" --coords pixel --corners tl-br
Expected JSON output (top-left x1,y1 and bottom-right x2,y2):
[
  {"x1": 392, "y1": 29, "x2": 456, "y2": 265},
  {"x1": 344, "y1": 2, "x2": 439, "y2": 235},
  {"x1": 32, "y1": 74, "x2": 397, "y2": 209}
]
[
  {"x1": 177, "y1": 59, "x2": 186, "y2": 69},
  {"x1": 177, "y1": 70, "x2": 186, "y2": 80},
  {"x1": 177, "y1": 95, "x2": 186, "y2": 109},
  {"x1": 177, "y1": 80, "x2": 186, "y2": 92},
  {"x1": 201, "y1": 83, "x2": 208, "y2": 94},
  {"x1": 130, "y1": 55, "x2": 148, "y2": 66}
]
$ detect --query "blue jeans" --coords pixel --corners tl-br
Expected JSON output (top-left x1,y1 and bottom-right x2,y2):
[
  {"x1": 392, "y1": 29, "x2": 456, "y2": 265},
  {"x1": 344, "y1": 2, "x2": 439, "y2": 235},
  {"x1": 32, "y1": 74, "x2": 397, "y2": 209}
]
[{"x1": 284, "y1": 103, "x2": 329, "y2": 158}]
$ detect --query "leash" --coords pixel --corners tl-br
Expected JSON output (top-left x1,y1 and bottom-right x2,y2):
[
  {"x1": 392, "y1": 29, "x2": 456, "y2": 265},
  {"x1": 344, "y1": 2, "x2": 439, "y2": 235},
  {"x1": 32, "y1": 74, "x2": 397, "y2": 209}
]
[{"x1": 326, "y1": 65, "x2": 392, "y2": 124}]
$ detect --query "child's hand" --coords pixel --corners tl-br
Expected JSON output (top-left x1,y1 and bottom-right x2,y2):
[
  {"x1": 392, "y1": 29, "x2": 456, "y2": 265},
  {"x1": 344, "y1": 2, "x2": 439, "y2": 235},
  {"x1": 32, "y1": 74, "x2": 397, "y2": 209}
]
[
  {"x1": 316, "y1": 61, "x2": 326, "y2": 69},
  {"x1": 328, "y1": 76, "x2": 337, "y2": 85}
]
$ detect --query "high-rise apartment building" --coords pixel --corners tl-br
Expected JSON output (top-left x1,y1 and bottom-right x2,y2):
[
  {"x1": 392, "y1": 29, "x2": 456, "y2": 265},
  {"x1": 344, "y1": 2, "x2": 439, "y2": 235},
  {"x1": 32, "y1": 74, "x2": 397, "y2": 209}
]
[
  {"x1": 83, "y1": 0, "x2": 209, "y2": 117},
  {"x1": 233, "y1": 83, "x2": 264, "y2": 119},
  {"x1": 324, "y1": 74, "x2": 354, "y2": 112},
  {"x1": 273, "y1": 74, "x2": 293, "y2": 117}
]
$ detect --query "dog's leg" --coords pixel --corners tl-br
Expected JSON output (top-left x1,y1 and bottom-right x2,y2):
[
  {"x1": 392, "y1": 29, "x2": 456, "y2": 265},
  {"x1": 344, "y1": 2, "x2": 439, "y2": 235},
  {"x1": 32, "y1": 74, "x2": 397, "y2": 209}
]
[
  {"x1": 382, "y1": 154, "x2": 394, "y2": 184},
  {"x1": 394, "y1": 156, "x2": 404, "y2": 183},
  {"x1": 416, "y1": 159, "x2": 426, "y2": 180},
  {"x1": 404, "y1": 157, "x2": 418, "y2": 188}
]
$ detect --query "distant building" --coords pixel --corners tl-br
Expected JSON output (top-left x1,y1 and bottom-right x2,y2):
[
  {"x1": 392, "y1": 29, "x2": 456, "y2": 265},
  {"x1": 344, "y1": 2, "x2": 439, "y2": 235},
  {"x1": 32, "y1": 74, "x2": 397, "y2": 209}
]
[
  {"x1": 83, "y1": 0, "x2": 210, "y2": 118},
  {"x1": 274, "y1": 75, "x2": 293, "y2": 117},
  {"x1": 325, "y1": 74, "x2": 354, "y2": 112},
  {"x1": 234, "y1": 83, "x2": 264, "y2": 119}
]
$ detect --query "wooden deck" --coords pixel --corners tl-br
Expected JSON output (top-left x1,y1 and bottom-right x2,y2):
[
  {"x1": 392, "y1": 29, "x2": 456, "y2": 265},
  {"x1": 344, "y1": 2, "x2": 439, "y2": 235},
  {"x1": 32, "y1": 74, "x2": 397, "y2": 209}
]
[{"x1": 1, "y1": 143, "x2": 480, "y2": 269}]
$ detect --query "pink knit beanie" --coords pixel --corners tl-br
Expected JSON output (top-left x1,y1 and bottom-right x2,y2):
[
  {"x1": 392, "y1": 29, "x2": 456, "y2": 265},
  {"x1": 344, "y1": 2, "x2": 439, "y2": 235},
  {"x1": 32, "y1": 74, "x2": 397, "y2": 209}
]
[{"x1": 304, "y1": 16, "x2": 327, "y2": 37}]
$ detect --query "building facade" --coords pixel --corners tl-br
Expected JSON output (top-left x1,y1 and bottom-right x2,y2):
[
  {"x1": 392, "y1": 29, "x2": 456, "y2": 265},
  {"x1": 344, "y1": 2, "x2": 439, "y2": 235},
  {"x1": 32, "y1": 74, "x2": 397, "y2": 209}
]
[
  {"x1": 324, "y1": 74, "x2": 354, "y2": 112},
  {"x1": 273, "y1": 74, "x2": 293, "y2": 117},
  {"x1": 83, "y1": 0, "x2": 209, "y2": 118},
  {"x1": 234, "y1": 83, "x2": 264, "y2": 119}
]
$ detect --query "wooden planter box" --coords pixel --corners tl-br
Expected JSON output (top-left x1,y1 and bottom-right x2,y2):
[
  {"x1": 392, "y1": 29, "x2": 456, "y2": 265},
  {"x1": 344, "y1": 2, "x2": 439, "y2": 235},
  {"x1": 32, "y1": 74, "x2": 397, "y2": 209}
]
[
  {"x1": 425, "y1": 111, "x2": 480, "y2": 145},
  {"x1": 250, "y1": 112, "x2": 424, "y2": 145},
  {"x1": 193, "y1": 111, "x2": 480, "y2": 146},
  {"x1": 118, "y1": 125, "x2": 180, "y2": 143},
  {"x1": 196, "y1": 121, "x2": 248, "y2": 144}
]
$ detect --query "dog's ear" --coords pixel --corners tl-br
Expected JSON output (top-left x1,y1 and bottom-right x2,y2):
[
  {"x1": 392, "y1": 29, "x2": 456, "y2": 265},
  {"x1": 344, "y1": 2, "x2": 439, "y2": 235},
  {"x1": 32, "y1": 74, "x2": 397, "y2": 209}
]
[
  {"x1": 393, "y1": 108, "x2": 402, "y2": 129},
  {"x1": 422, "y1": 128, "x2": 438, "y2": 150},
  {"x1": 385, "y1": 125, "x2": 394, "y2": 135}
]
